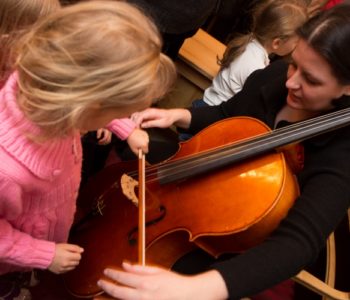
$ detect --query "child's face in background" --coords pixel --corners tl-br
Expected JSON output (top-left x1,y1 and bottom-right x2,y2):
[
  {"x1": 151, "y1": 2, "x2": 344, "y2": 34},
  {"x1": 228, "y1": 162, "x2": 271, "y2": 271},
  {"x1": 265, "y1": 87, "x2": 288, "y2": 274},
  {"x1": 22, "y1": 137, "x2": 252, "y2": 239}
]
[{"x1": 272, "y1": 35, "x2": 299, "y2": 57}]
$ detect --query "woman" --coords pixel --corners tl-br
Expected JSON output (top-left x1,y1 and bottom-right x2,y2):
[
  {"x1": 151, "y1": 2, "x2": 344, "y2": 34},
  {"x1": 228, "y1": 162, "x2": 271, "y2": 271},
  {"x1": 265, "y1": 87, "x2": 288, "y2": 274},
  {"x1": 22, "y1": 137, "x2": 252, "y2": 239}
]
[{"x1": 98, "y1": 3, "x2": 350, "y2": 300}]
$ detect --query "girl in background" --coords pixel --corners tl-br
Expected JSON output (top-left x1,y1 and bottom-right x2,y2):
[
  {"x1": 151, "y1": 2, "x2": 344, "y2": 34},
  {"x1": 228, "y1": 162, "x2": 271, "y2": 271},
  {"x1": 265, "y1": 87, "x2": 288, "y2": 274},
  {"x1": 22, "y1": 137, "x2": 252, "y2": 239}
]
[
  {"x1": 0, "y1": 1, "x2": 175, "y2": 299},
  {"x1": 203, "y1": 0, "x2": 307, "y2": 106},
  {"x1": 179, "y1": 0, "x2": 307, "y2": 141}
]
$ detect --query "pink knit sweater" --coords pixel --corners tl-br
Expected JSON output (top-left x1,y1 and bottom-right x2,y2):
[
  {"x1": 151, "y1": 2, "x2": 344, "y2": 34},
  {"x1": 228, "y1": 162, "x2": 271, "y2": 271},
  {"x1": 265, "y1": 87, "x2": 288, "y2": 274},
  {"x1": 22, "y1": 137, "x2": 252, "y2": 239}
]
[{"x1": 0, "y1": 73, "x2": 83, "y2": 274}]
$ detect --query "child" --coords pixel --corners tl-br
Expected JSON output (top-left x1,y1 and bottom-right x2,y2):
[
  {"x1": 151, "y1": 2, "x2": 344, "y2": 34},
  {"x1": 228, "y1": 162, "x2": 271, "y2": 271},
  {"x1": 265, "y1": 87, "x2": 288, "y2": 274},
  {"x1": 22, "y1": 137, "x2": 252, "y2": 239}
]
[
  {"x1": 0, "y1": 1, "x2": 175, "y2": 300},
  {"x1": 0, "y1": 2, "x2": 61, "y2": 298},
  {"x1": 203, "y1": 0, "x2": 307, "y2": 106},
  {"x1": 0, "y1": 0, "x2": 146, "y2": 188},
  {"x1": 55, "y1": 0, "x2": 151, "y2": 185}
]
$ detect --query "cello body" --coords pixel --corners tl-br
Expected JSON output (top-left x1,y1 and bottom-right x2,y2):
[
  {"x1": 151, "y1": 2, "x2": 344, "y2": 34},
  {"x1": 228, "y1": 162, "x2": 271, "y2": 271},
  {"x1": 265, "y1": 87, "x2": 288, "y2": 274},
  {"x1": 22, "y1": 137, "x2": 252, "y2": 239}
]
[{"x1": 63, "y1": 117, "x2": 299, "y2": 298}]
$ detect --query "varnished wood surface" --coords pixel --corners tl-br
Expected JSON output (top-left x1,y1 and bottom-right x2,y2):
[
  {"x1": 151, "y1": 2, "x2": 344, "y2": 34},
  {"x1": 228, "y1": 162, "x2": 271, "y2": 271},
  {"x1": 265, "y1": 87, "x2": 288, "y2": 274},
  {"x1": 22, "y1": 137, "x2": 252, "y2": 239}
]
[{"x1": 178, "y1": 28, "x2": 226, "y2": 80}]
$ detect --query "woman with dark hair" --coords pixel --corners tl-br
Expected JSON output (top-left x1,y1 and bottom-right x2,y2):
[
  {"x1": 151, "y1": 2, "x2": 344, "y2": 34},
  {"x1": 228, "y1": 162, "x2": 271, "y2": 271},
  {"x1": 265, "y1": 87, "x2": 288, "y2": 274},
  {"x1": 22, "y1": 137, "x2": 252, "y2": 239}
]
[{"x1": 98, "y1": 3, "x2": 350, "y2": 300}]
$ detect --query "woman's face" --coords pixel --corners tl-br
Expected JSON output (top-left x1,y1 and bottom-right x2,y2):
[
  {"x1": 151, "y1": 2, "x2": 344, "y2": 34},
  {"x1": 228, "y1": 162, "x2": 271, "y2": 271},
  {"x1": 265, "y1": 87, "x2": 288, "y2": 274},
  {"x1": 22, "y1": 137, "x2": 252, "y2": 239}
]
[{"x1": 286, "y1": 38, "x2": 350, "y2": 113}]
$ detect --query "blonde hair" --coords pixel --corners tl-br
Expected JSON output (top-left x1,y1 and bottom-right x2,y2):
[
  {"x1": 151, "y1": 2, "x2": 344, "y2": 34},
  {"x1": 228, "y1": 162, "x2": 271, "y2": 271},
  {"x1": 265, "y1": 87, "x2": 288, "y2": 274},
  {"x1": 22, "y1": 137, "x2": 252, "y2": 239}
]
[
  {"x1": 219, "y1": 0, "x2": 308, "y2": 68},
  {"x1": 0, "y1": 0, "x2": 60, "y2": 82},
  {"x1": 14, "y1": 1, "x2": 176, "y2": 140}
]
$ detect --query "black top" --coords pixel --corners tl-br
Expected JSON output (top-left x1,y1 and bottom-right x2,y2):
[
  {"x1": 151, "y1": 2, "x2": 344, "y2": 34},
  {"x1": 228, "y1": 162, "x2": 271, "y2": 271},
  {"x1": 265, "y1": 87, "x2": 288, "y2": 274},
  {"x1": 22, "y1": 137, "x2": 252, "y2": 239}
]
[
  {"x1": 127, "y1": 0, "x2": 219, "y2": 34},
  {"x1": 185, "y1": 60, "x2": 350, "y2": 299}
]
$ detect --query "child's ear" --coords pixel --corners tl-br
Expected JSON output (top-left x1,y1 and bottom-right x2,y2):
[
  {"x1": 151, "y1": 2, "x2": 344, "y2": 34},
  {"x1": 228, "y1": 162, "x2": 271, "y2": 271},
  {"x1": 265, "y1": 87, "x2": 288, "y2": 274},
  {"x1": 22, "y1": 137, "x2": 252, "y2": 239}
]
[{"x1": 271, "y1": 38, "x2": 282, "y2": 51}]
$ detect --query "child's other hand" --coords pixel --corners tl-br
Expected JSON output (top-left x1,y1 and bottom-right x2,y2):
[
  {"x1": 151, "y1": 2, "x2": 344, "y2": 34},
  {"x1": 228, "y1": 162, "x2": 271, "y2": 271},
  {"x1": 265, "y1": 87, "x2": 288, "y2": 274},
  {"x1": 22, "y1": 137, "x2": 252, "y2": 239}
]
[
  {"x1": 97, "y1": 128, "x2": 112, "y2": 145},
  {"x1": 126, "y1": 128, "x2": 149, "y2": 155},
  {"x1": 48, "y1": 243, "x2": 84, "y2": 274}
]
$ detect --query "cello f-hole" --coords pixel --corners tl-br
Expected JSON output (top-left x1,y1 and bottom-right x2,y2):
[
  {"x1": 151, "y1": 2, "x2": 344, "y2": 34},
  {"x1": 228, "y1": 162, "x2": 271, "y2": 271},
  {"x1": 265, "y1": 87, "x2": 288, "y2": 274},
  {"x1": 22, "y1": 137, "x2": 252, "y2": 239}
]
[{"x1": 128, "y1": 205, "x2": 166, "y2": 246}]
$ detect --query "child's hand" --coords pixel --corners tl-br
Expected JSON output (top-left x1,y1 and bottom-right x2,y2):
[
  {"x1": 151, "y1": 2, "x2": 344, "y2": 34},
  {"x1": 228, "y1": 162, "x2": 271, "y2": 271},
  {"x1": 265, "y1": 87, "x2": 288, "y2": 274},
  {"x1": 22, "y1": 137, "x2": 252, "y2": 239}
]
[
  {"x1": 126, "y1": 128, "x2": 149, "y2": 155},
  {"x1": 48, "y1": 243, "x2": 84, "y2": 274},
  {"x1": 97, "y1": 128, "x2": 112, "y2": 145}
]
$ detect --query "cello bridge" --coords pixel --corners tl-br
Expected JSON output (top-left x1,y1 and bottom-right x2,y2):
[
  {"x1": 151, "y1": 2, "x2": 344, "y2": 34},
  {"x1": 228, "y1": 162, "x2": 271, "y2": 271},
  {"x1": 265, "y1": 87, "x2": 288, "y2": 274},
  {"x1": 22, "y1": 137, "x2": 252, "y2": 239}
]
[{"x1": 121, "y1": 173, "x2": 139, "y2": 206}]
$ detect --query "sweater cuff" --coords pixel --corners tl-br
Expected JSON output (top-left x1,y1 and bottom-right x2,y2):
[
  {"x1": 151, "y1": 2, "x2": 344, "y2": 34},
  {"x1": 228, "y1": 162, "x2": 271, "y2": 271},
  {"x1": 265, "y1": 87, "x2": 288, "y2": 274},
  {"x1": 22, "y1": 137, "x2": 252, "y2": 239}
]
[
  {"x1": 27, "y1": 239, "x2": 56, "y2": 270},
  {"x1": 106, "y1": 118, "x2": 136, "y2": 140}
]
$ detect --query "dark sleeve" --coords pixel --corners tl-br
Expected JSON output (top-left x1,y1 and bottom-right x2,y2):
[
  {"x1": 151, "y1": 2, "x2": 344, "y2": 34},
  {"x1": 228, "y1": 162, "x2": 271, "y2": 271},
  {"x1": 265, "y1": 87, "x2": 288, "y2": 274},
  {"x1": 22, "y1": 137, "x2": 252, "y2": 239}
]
[
  {"x1": 211, "y1": 127, "x2": 350, "y2": 299},
  {"x1": 127, "y1": 0, "x2": 218, "y2": 33},
  {"x1": 186, "y1": 60, "x2": 288, "y2": 134}
]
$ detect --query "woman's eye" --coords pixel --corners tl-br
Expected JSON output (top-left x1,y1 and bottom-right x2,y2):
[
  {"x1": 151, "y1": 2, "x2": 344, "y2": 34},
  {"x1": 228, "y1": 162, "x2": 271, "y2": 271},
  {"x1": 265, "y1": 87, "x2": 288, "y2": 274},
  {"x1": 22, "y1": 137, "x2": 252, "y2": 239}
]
[{"x1": 304, "y1": 76, "x2": 319, "y2": 85}]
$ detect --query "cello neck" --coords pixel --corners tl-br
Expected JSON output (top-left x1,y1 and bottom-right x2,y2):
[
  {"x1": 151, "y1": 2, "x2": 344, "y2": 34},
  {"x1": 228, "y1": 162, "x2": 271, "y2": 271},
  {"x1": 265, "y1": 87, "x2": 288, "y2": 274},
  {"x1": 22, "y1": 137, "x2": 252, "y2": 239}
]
[{"x1": 157, "y1": 107, "x2": 350, "y2": 184}]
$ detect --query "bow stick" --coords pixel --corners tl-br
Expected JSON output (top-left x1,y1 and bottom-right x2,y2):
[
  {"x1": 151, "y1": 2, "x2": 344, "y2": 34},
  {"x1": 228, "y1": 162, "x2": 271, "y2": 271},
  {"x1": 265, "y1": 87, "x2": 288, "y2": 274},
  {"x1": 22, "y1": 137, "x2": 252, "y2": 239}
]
[{"x1": 138, "y1": 149, "x2": 146, "y2": 266}]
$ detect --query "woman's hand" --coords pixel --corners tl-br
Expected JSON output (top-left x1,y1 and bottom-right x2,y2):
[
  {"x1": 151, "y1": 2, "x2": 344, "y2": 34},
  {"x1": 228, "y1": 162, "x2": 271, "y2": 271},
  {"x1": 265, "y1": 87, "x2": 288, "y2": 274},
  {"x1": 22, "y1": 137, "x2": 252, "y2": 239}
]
[
  {"x1": 48, "y1": 243, "x2": 84, "y2": 274},
  {"x1": 126, "y1": 128, "x2": 149, "y2": 155},
  {"x1": 97, "y1": 262, "x2": 228, "y2": 300},
  {"x1": 131, "y1": 108, "x2": 191, "y2": 129}
]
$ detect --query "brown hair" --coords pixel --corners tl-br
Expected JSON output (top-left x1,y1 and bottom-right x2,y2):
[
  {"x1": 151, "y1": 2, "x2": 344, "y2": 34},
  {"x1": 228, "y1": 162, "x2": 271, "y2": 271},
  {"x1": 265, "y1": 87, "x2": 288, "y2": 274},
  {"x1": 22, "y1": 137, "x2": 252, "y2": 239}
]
[{"x1": 297, "y1": 1, "x2": 350, "y2": 85}]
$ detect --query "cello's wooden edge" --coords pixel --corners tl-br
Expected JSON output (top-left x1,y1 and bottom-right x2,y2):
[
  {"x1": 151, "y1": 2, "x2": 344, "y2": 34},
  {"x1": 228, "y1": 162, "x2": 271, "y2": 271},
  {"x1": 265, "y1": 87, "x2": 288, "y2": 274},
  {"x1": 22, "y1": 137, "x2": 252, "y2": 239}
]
[
  {"x1": 93, "y1": 293, "x2": 115, "y2": 300},
  {"x1": 63, "y1": 279, "x2": 104, "y2": 299}
]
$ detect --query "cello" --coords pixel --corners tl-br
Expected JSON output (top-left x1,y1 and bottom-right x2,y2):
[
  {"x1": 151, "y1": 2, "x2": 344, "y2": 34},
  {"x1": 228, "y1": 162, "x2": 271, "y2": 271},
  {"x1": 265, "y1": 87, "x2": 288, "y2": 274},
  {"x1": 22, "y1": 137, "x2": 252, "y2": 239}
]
[{"x1": 63, "y1": 107, "x2": 350, "y2": 298}]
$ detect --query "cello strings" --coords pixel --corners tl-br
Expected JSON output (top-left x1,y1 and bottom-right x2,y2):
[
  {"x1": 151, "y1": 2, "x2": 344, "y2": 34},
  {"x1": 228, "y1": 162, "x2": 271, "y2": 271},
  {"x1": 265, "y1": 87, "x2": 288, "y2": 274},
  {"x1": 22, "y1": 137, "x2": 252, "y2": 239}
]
[
  {"x1": 165, "y1": 108, "x2": 349, "y2": 181},
  {"x1": 129, "y1": 107, "x2": 350, "y2": 182},
  {"x1": 125, "y1": 107, "x2": 350, "y2": 184}
]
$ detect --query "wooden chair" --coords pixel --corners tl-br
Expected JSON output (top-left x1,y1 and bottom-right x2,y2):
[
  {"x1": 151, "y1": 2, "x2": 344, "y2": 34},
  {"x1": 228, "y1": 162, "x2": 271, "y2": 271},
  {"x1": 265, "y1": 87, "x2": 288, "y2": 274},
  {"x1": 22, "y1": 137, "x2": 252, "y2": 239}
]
[
  {"x1": 293, "y1": 210, "x2": 350, "y2": 300},
  {"x1": 159, "y1": 28, "x2": 226, "y2": 109},
  {"x1": 178, "y1": 28, "x2": 226, "y2": 81}
]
